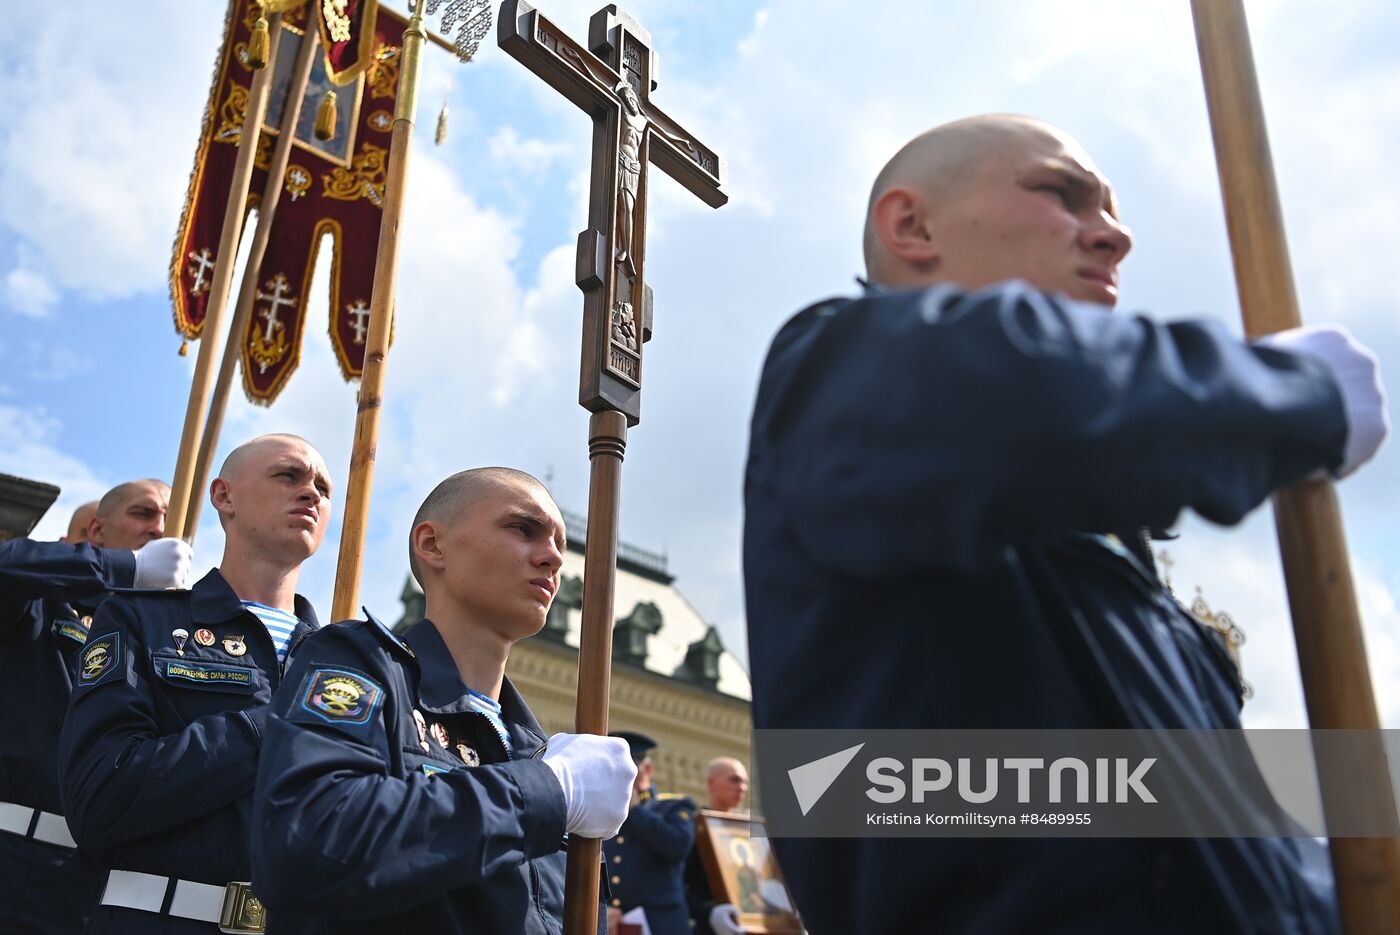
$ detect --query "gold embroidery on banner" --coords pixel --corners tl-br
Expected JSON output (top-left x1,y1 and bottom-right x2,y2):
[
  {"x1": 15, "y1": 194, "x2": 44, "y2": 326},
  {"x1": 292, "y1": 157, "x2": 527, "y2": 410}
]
[
  {"x1": 214, "y1": 82, "x2": 249, "y2": 144},
  {"x1": 284, "y1": 164, "x2": 312, "y2": 201},
  {"x1": 254, "y1": 132, "x2": 272, "y2": 170},
  {"x1": 323, "y1": 0, "x2": 352, "y2": 42},
  {"x1": 368, "y1": 46, "x2": 401, "y2": 100},
  {"x1": 322, "y1": 143, "x2": 387, "y2": 206},
  {"x1": 366, "y1": 109, "x2": 393, "y2": 133},
  {"x1": 248, "y1": 273, "x2": 298, "y2": 374}
]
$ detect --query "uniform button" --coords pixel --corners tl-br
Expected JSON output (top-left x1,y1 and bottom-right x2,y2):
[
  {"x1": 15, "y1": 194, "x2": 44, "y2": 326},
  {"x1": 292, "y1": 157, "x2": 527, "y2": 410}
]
[
  {"x1": 611, "y1": 899, "x2": 621, "y2": 908},
  {"x1": 611, "y1": 875, "x2": 621, "y2": 885},
  {"x1": 612, "y1": 856, "x2": 621, "y2": 864},
  {"x1": 615, "y1": 836, "x2": 624, "y2": 844}
]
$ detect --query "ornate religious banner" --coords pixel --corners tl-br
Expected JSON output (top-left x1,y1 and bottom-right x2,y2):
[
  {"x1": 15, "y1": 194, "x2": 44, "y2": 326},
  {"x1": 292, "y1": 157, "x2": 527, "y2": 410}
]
[{"x1": 170, "y1": 0, "x2": 402, "y2": 404}]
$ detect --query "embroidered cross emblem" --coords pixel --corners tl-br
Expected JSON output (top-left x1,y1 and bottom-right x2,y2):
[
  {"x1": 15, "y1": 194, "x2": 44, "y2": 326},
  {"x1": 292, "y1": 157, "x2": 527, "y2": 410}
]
[
  {"x1": 187, "y1": 248, "x2": 215, "y2": 295},
  {"x1": 346, "y1": 300, "x2": 370, "y2": 345}
]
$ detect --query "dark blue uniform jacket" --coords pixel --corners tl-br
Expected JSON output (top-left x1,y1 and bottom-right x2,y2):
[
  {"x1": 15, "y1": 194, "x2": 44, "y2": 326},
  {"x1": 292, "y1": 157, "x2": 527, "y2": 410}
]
[
  {"x1": 1, "y1": 538, "x2": 136, "y2": 933},
  {"x1": 602, "y1": 790, "x2": 696, "y2": 935},
  {"x1": 1, "y1": 538, "x2": 135, "y2": 815},
  {"x1": 58, "y1": 568, "x2": 318, "y2": 890},
  {"x1": 251, "y1": 614, "x2": 594, "y2": 934},
  {"x1": 744, "y1": 283, "x2": 1348, "y2": 934}
]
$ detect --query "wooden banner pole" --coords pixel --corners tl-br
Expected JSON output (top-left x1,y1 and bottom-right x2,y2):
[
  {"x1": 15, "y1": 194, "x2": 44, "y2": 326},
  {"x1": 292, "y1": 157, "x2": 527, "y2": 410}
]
[
  {"x1": 1191, "y1": 2, "x2": 1400, "y2": 930},
  {"x1": 166, "y1": 10, "x2": 284, "y2": 539},
  {"x1": 183, "y1": 25, "x2": 322, "y2": 543},
  {"x1": 329, "y1": 0, "x2": 427, "y2": 622}
]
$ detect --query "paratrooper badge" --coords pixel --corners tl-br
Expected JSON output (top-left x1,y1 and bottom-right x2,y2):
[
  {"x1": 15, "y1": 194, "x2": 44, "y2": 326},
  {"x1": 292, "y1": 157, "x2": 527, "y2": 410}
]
[
  {"x1": 78, "y1": 632, "x2": 121, "y2": 687},
  {"x1": 223, "y1": 635, "x2": 248, "y2": 657},
  {"x1": 413, "y1": 709, "x2": 431, "y2": 751},
  {"x1": 299, "y1": 667, "x2": 382, "y2": 726}
]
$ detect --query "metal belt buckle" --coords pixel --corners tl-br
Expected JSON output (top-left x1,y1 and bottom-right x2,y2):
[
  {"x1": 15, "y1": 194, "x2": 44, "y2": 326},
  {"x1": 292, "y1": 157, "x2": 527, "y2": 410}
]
[{"x1": 218, "y1": 881, "x2": 266, "y2": 934}]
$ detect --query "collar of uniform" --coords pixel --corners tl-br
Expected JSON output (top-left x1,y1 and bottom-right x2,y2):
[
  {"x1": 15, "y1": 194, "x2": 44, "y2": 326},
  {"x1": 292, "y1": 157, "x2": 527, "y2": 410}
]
[
  {"x1": 403, "y1": 618, "x2": 548, "y2": 752},
  {"x1": 189, "y1": 567, "x2": 319, "y2": 630}
]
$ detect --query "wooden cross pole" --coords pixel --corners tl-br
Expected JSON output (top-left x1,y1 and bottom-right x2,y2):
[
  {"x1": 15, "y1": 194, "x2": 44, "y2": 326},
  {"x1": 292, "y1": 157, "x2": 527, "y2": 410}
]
[
  {"x1": 498, "y1": 3, "x2": 726, "y2": 931},
  {"x1": 1191, "y1": 2, "x2": 1400, "y2": 931},
  {"x1": 165, "y1": 10, "x2": 285, "y2": 540},
  {"x1": 182, "y1": 23, "x2": 323, "y2": 543}
]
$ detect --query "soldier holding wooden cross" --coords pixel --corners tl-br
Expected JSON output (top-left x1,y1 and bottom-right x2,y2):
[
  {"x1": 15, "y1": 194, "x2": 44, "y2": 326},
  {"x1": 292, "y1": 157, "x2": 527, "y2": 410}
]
[{"x1": 743, "y1": 114, "x2": 1387, "y2": 933}]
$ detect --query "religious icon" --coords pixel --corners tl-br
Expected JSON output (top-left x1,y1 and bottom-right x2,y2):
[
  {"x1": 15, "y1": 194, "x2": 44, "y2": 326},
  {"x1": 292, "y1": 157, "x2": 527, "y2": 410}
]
[
  {"x1": 695, "y1": 810, "x2": 801, "y2": 934},
  {"x1": 412, "y1": 709, "x2": 430, "y2": 752}
]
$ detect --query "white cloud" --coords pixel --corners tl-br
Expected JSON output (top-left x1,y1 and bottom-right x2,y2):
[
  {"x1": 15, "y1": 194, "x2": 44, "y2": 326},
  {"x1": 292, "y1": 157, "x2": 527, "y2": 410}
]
[
  {"x1": 488, "y1": 126, "x2": 573, "y2": 175},
  {"x1": 4, "y1": 264, "x2": 58, "y2": 318},
  {"x1": 0, "y1": 403, "x2": 107, "y2": 540}
]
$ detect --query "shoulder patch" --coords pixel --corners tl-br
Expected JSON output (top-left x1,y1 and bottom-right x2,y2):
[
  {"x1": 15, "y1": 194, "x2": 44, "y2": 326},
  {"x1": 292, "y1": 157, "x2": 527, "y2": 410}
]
[
  {"x1": 78, "y1": 632, "x2": 121, "y2": 687},
  {"x1": 297, "y1": 666, "x2": 384, "y2": 726},
  {"x1": 54, "y1": 617, "x2": 89, "y2": 646}
]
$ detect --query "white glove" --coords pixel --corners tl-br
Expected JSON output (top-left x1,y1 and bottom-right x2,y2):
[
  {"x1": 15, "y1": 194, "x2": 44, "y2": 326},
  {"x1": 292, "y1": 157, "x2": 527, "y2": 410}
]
[
  {"x1": 709, "y1": 903, "x2": 744, "y2": 935},
  {"x1": 132, "y1": 539, "x2": 193, "y2": 589},
  {"x1": 1258, "y1": 324, "x2": 1389, "y2": 479},
  {"x1": 540, "y1": 733, "x2": 636, "y2": 839}
]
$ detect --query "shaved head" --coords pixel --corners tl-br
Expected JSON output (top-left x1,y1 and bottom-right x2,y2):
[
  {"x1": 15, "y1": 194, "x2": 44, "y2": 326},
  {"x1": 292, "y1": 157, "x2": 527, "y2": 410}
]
[
  {"x1": 861, "y1": 114, "x2": 1130, "y2": 304},
  {"x1": 409, "y1": 467, "x2": 550, "y2": 586},
  {"x1": 88, "y1": 479, "x2": 170, "y2": 549},
  {"x1": 95, "y1": 481, "x2": 168, "y2": 521},
  {"x1": 62, "y1": 501, "x2": 99, "y2": 544},
  {"x1": 218, "y1": 434, "x2": 317, "y2": 483},
  {"x1": 864, "y1": 115, "x2": 1068, "y2": 281}
]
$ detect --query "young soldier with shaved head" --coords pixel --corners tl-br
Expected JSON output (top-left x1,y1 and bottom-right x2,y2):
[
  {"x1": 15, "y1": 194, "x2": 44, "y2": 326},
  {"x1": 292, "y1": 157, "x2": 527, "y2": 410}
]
[
  {"x1": 252, "y1": 467, "x2": 635, "y2": 933},
  {"x1": 1, "y1": 482, "x2": 190, "y2": 934},
  {"x1": 59, "y1": 434, "x2": 331, "y2": 934},
  {"x1": 744, "y1": 115, "x2": 1387, "y2": 933}
]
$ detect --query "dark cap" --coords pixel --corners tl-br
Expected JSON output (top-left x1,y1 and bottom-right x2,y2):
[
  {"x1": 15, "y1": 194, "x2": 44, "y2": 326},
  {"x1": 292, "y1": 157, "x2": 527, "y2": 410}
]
[{"x1": 611, "y1": 730, "x2": 658, "y2": 763}]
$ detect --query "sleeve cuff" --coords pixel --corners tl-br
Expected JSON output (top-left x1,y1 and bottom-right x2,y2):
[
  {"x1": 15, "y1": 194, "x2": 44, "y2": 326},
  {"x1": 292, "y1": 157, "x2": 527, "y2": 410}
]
[
  {"x1": 101, "y1": 546, "x2": 138, "y2": 590},
  {"x1": 502, "y1": 757, "x2": 568, "y2": 857}
]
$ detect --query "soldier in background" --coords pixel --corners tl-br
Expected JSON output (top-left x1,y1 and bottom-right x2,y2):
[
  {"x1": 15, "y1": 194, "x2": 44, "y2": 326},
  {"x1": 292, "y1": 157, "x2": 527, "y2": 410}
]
[
  {"x1": 687, "y1": 757, "x2": 751, "y2": 935},
  {"x1": 604, "y1": 731, "x2": 697, "y2": 935},
  {"x1": 1, "y1": 483, "x2": 190, "y2": 933}
]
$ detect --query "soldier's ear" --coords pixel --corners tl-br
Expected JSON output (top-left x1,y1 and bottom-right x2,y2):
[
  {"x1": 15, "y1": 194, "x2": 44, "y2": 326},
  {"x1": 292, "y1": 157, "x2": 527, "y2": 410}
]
[
  {"x1": 209, "y1": 477, "x2": 234, "y2": 519},
  {"x1": 412, "y1": 521, "x2": 446, "y2": 578},
  {"x1": 872, "y1": 187, "x2": 939, "y2": 270},
  {"x1": 86, "y1": 515, "x2": 105, "y2": 547}
]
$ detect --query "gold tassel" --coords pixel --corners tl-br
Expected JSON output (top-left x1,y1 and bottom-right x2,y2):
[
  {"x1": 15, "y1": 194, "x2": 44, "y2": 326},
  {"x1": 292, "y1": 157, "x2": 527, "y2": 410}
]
[
  {"x1": 314, "y1": 90, "x2": 338, "y2": 142},
  {"x1": 248, "y1": 4, "x2": 270, "y2": 70},
  {"x1": 179, "y1": 339, "x2": 190, "y2": 357},
  {"x1": 435, "y1": 101, "x2": 449, "y2": 146}
]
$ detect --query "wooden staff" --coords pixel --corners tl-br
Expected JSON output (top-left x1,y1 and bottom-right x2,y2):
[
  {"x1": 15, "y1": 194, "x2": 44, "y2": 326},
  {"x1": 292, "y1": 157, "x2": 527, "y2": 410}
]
[
  {"x1": 1191, "y1": 2, "x2": 1400, "y2": 930},
  {"x1": 329, "y1": 0, "x2": 428, "y2": 622},
  {"x1": 183, "y1": 24, "x2": 323, "y2": 543},
  {"x1": 498, "y1": 4, "x2": 727, "y2": 930},
  {"x1": 166, "y1": 9, "x2": 284, "y2": 539}
]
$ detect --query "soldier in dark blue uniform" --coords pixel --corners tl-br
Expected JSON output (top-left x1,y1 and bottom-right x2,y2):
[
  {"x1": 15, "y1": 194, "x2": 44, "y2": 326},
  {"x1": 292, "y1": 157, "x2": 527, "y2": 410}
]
[
  {"x1": 251, "y1": 467, "x2": 635, "y2": 933},
  {"x1": 1, "y1": 482, "x2": 190, "y2": 934},
  {"x1": 59, "y1": 435, "x2": 331, "y2": 933},
  {"x1": 744, "y1": 115, "x2": 1387, "y2": 933},
  {"x1": 603, "y1": 731, "x2": 697, "y2": 935}
]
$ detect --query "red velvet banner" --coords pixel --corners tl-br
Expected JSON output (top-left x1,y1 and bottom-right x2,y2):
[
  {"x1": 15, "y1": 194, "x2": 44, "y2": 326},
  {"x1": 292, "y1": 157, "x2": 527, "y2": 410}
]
[
  {"x1": 170, "y1": 0, "x2": 402, "y2": 405},
  {"x1": 319, "y1": 0, "x2": 381, "y2": 84}
]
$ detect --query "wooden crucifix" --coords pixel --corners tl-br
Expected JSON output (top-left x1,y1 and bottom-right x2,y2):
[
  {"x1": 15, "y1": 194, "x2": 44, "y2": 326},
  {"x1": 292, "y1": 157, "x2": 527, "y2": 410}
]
[{"x1": 498, "y1": 3, "x2": 726, "y2": 932}]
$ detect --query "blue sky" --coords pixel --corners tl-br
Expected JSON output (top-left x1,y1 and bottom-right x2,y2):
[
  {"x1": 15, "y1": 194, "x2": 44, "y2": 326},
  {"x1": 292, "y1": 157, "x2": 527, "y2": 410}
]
[{"x1": 2, "y1": 0, "x2": 1399, "y2": 729}]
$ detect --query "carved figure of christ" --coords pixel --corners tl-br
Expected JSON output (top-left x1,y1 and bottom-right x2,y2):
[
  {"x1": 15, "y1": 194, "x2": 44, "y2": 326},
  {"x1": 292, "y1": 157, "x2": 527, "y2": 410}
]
[{"x1": 499, "y1": 0, "x2": 727, "y2": 423}]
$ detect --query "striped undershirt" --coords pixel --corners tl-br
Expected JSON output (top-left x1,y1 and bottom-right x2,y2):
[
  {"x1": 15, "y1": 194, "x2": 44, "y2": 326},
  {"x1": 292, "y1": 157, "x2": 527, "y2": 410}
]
[
  {"x1": 468, "y1": 689, "x2": 513, "y2": 756},
  {"x1": 241, "y1": 601, "x2": 298, "y2": 664}
]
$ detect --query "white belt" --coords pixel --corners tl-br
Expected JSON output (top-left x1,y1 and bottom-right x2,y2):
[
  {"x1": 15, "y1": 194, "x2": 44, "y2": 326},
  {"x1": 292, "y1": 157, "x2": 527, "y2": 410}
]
[
  {"x1": 100, "y1": 870, "x2": 266, "y2": 932},
  {"x1": 0, "y1": 800, "x2": 78, "y2": 848}
]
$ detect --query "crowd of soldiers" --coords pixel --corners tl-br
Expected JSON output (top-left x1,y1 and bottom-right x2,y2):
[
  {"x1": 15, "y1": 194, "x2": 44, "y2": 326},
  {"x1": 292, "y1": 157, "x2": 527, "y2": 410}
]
[
  {"x1": 4, "y1": 109, "x2": 1391, "y2": 934},
  {"x1": 1, "y1": 442, "x2": 753, "y2": 934}
]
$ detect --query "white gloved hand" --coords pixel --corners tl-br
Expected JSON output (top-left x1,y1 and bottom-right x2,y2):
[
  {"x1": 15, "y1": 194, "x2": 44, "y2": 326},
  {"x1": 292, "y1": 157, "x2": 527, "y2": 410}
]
[
  {"x1": 540, "y1": 733, "x2": 636, "y2": 839},
  {"x1": 132, "y1": 539, "x2": 193, "y2": 590},
  {"x1": 708, "y1": 903, "x2": 744, "y2": 935},
  {"x1": 1258, "y1": 324, "x2": 1389, "y2": 478}
]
